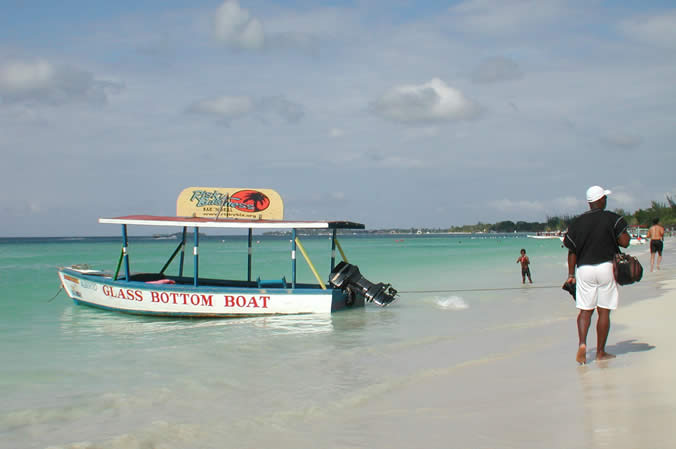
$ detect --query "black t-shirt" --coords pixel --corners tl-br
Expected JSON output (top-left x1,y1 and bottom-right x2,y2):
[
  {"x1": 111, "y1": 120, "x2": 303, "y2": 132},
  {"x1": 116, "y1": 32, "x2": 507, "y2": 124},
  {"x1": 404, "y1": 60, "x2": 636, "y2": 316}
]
[{"x1": 564, "y1": 209, "x2": 628, "y2": 266}]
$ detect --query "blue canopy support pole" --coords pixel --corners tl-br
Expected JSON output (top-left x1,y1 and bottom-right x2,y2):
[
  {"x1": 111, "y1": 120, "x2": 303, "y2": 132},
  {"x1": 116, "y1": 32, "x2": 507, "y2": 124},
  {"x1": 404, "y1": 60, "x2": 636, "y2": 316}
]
[
  {"x1": 122, "y1": 224, "x2": 130, "y2": 281},
  {"x1": 178, "y1": 227, "x2": 186, "y2": 277},
  {"x1": 247, "y1": 228, "x2": 253, "y2": 283},
  {"x1": 193, "y1": 227, "x2": 199, "y2": 287},
  {"x1": 330, "y1": 228, "x2": 337, "y2": 271},
  {"x1": 291, "y1": 228, "x2": 297, "y2": 289}
]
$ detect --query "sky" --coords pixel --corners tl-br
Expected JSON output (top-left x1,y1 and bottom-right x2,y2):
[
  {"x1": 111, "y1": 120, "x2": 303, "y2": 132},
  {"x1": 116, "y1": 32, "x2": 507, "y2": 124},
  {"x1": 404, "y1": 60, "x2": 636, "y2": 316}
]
[{"x1": 1, "y1": 0, "x2": 675, "y2": 236}]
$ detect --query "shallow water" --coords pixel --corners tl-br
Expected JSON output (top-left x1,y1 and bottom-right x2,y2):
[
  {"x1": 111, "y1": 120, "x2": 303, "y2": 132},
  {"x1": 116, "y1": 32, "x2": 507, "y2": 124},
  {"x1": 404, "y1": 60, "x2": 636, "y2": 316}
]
[{"x1": 1, "y1": 234, "x2": 636, "y2": 448}]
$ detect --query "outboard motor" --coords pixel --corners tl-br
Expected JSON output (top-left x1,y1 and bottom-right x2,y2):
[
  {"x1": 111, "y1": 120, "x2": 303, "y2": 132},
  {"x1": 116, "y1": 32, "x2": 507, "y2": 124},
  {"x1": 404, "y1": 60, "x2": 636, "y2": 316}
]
[{"x1": 329, "y1": 261, "x2": 397, "y2": 306}]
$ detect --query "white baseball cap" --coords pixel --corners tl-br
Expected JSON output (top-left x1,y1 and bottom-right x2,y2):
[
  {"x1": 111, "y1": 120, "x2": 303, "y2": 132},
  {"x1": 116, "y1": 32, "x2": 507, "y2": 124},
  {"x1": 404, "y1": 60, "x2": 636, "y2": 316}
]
[{"x1": 586, "y1": 185, "x2": 611, "y2": 202}]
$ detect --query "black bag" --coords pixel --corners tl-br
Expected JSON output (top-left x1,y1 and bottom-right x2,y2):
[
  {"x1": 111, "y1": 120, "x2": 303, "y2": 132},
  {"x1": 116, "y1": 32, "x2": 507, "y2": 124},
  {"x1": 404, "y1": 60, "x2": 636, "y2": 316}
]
[
  {"x1": 562, "y1": 280, "x2": 576, "y2": 300},
  {"x1": 613, "y1": 253, "x2": 643, "y2": 285}
]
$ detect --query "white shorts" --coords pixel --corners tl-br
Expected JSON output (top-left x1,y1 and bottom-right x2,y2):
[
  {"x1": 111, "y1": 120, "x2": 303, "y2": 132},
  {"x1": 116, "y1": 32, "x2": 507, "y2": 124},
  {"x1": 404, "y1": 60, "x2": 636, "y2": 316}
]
[{"x1": 575, "y1": 262, "x2": 619, "y2": 310}]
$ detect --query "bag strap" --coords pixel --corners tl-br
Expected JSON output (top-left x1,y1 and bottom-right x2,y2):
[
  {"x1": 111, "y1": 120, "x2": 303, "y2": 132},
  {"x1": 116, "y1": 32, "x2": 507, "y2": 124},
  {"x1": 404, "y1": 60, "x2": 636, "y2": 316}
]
[{"x1": 607, "y1": 212, "x2": 623, "y2": 255}]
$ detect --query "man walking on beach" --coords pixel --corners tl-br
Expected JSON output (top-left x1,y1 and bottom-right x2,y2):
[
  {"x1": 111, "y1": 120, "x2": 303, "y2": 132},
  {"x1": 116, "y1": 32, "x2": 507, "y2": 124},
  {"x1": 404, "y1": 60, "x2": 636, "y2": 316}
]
[
  {"x1": 647, "y1": 217, "x2": 665, "y2": 271},
  {"x1": 563, "y1": 186, "x2": 630, "y2": 364}
]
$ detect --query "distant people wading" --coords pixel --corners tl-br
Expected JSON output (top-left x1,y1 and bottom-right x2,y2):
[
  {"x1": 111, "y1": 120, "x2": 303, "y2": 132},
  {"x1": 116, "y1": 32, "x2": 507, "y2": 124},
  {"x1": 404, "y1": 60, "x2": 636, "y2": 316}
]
[
  {"x1": 647, "y1": 217, "x2": 665, "y2": 271},
  {"x1": 563, "y1": 186, "x2": 630, "y2": 365},
  {"x1": 516, "y1": 249, "x2": 532, "y2": 284}
]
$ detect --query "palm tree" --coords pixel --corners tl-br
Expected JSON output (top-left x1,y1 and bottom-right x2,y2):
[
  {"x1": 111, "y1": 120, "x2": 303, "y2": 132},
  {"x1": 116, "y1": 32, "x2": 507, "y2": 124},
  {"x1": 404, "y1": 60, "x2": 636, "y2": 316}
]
[
  {"x1": 666, "y1": 194, "x2": 676, "y2": 211},
  {"x1": 234, "y1": 191, "x2": 270, "y2": 212}
]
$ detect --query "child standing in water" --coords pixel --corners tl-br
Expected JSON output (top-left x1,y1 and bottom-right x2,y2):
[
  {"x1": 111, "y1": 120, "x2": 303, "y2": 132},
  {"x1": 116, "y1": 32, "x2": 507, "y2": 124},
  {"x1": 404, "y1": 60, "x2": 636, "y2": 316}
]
[{"x1": 516, "y1": 249, "x2": 532, "y2": 284}]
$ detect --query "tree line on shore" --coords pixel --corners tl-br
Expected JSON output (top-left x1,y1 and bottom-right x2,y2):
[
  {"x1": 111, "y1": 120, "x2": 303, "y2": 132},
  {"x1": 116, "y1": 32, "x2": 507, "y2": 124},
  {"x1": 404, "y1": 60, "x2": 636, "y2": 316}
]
[{"x1": 447, "y1": 197, "x2": 676, "y2": 233}]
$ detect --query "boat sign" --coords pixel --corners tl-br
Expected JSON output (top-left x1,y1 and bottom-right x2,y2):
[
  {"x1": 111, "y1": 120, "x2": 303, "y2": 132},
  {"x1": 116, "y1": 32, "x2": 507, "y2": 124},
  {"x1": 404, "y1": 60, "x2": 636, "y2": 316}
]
[{"x1": 176, "y1": 187, "x2": 283, "y2": 220}]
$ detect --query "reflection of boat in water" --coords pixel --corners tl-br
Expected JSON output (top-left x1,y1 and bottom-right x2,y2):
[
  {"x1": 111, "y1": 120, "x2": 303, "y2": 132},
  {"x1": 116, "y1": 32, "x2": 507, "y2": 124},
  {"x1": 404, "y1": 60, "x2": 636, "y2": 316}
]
[
  {"x1": 59, "y1": 306, "x2": 334, "y2": 337},
  {"x1": 57, "y1": 187, "x2": 397, "y2": 318}
]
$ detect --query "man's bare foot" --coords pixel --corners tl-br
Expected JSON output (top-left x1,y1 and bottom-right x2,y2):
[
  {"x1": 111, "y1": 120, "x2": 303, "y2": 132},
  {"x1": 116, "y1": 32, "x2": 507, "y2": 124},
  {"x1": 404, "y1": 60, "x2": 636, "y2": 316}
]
[
  {"x1": 596, "y1": 351, "x2": 616, "y2": 361},
  {"x1": 576, "y1": 344, "x2": 586, "y2": 364}
]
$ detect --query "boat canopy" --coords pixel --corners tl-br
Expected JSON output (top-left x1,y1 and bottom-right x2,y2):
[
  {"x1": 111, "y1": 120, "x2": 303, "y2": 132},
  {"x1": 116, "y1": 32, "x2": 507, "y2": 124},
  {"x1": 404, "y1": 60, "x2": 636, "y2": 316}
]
[
  {"x1": 99, "y1": 215, "x2": 365, "y2": 230},
  {"x1": 99, "y1": 214, "x2": 365, "y2": 291}
]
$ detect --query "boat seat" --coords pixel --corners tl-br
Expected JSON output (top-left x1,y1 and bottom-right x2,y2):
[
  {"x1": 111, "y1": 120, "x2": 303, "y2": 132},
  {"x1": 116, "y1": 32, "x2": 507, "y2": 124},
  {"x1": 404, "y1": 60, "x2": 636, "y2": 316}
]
[{"x1": 257, "y1": 276, "x2": 287, "y2": 288}]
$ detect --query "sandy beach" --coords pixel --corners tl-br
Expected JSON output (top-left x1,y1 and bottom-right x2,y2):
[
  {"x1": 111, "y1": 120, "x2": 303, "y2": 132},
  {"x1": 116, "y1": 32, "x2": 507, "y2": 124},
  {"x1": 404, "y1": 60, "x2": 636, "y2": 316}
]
[
  {"x1": 577, "y1": 253, "x2": 676, "y2": 449},
  {"x1": 289, "y1": 240, "x2": 676, "y2": 449}
]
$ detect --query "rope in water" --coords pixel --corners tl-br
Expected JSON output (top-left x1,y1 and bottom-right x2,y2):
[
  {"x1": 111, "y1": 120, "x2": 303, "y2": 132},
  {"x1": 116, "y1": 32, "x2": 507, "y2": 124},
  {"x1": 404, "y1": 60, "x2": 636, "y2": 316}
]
[
  {"x1": 398, "y1": 285, "x2": 562, "y2": 294},
  {"x1": 47, "y1": 285, "x2": 64, "y2": 302}
]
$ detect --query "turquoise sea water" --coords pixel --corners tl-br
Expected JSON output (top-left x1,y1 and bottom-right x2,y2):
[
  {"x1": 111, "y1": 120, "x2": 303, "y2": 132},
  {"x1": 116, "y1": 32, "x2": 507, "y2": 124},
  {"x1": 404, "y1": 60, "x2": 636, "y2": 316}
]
[{"x1": 0, "y1": 234, "x2": 603, "y2": 448}]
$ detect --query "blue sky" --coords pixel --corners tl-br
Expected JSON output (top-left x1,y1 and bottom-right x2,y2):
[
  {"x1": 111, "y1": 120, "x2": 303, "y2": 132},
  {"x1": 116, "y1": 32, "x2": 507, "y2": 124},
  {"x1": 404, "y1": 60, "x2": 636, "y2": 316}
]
[{"x1": 1, "y1": 0, "x2": 675, "y2": 236}]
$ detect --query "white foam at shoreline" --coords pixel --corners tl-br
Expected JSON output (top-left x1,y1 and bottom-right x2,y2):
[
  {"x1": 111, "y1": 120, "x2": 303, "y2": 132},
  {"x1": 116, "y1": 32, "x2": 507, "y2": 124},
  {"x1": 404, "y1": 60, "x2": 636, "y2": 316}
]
[{"x1": 435, "y1": 295, "x2": 468, "y2": 310}]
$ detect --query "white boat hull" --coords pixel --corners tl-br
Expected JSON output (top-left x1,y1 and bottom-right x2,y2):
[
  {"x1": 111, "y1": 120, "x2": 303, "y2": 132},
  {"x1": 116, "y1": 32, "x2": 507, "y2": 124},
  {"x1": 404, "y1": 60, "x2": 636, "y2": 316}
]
[
  {"x1": 58, "y1": 268, "x2": 362, "y2": 317},
  {"x1": 630, "y1": 238, "x2": 647, "y2": 246}
]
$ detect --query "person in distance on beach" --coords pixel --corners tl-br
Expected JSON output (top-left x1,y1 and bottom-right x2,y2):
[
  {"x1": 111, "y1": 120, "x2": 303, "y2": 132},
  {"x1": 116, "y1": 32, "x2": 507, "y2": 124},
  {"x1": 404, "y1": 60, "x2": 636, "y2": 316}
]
[
  {"x1": 647, "y1": 217, "x2": 665, "y2": 272},
  {"x1": 563, "y1": 186, "x2": 630, "y2": 364},
  {"x1": 516, "y1": 249, "x2": 532, "y2": 284}
]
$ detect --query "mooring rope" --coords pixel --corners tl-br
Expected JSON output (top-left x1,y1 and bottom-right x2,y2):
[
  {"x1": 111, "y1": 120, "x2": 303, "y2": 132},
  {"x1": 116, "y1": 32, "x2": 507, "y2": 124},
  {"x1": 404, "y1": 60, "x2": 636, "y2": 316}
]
[
  {"x1": 398, "y1": 285, "x2": 562, "y2": 294},
  {"x1": 47, "y1": 285, "x2": 64, "y2": 302}
]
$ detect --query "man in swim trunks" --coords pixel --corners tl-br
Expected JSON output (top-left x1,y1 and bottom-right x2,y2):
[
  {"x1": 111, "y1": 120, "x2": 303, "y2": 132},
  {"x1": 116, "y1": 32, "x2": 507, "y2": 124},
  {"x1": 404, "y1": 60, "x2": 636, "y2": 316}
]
[
  {"x1": 647, "y1": 217, "x2": 665, "y2": 271},
  {"x1": 516, "y1": 249, "x2": 532, "y2": 283},
  {"x1": 563, "y1": 186, "x2": 630, "y2": 364}
]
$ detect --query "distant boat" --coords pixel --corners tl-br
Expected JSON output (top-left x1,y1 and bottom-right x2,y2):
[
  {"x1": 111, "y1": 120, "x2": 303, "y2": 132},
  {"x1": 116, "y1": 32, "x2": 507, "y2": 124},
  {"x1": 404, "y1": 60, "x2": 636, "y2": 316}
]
[
  {"x1": 527, "y1": 231, "x2": 563, "y2": 241},
  {"x1": 628, "y1": 226, "x2": 648, "y2": 246},
  {"x1": 152, "y1": 233, "x2": 178, "y2": 240}
]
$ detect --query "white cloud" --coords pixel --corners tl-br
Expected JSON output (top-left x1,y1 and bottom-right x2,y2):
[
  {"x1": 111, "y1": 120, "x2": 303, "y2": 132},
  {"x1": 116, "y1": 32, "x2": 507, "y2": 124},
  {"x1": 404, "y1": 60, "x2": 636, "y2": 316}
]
[
  {"x1": 370, "y1": 78, "x2": 481, "y2": 124},
  {"x1": 0, "y1": 60, "x2": 121, "y2": 105},
  {"x1": 29, "y1": 201, "x2": 41, "y2": 214},
  {"x1": 489, "y1": 198, "x2": 543, "y2": 213},
  {"x1": 0, "y1": 104, "x2": 47, "y2": 125},
  {"x1": 551, "y1": 196, "x2": 581, "y2": 211},
  {"x1": 600, "y1": 133, "x2": 643, "y2": 150},
  {"x1": 329, "y1": 128, "x2": 344, "y2": 138},
  {"x1": 187, "y1": 95, "x2": 253, "y2": 121},
  {"x1": 471, "y1": 56, "x2": 523, "y2": 84},
  {"x1": 186, "y1": 94, "x2": 303, "y2": 124},
  {"x1": 368, "y1": 153, "x2": 425, "y2": 168},
  {"x1": 255, "y1": 96, "x2": 303, "y2": 123},
  {"x1": 213, "y1": 0, "x2": 265, "y2": 50},
  {"x1": 0, "y1": 60, "x2": 53, "y2": 90},
  {"x1": 404, "y1": 126, "x2": 439, "y2": 138},
  {"x1": 489, "y1": 196, "x2": 583, "y2": 217},
  {"x1": 621, "y1": 11, "x2": 676, "y2": 49},
  {"x1": 488, "y1": 192, "x2": 645, "y2": 220},
  {"x1": 608, "y1": 191, "x2": 637, "y2": 210},
  {"x1": 450, "y1": 0, "x2": 568, "y2": 34}
]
